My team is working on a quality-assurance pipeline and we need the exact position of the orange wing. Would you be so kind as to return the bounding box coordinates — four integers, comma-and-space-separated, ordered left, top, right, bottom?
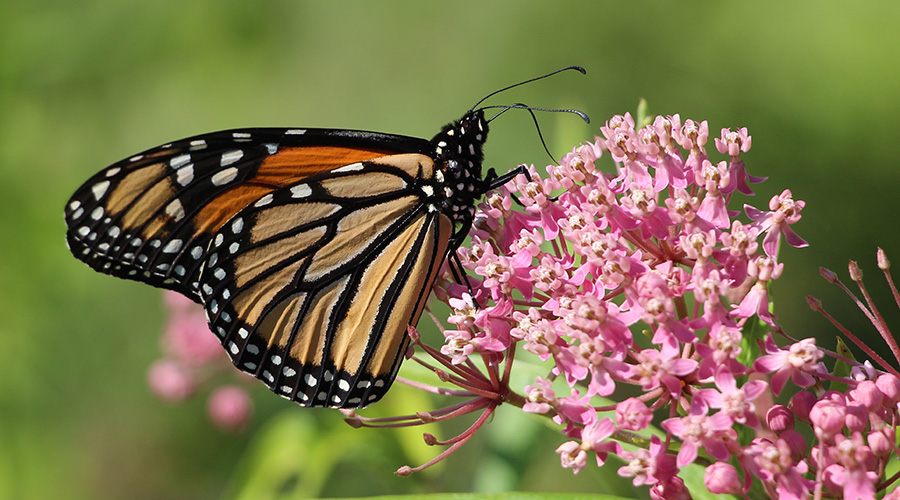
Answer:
64, 128, 431, 300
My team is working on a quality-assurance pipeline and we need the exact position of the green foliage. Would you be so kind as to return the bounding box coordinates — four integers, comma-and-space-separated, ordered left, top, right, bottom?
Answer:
8, 1, 900, 498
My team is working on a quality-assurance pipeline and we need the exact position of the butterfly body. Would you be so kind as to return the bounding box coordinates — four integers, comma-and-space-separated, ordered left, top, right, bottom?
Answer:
65, 110, 490, 408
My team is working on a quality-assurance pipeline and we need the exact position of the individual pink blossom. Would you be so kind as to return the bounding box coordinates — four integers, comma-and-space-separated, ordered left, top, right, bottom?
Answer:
629, 347, 698, 397
617, 435, 677, 487
744, 438, 813, 500
695, 160, 731, 228
661, 409, 735, 466
523, 377, 556, 414
556, 440, 588, 474
828, 432, 878, 500
754, 336, 824, 395
615, 397, 652, 431
745, 189, 808, 257
731, 255, 783, 326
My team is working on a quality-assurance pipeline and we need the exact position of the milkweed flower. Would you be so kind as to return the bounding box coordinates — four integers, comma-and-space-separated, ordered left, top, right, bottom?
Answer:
402, 111, 900, 498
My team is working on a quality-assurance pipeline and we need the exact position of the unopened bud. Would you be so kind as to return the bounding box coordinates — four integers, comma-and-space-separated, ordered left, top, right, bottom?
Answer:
877, 247, 890, 270
820, 267, 838, 283
848, 261, 863, 281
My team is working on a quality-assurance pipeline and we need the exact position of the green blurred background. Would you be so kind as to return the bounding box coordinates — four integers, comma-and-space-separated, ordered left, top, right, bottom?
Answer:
4, 1, 900, 499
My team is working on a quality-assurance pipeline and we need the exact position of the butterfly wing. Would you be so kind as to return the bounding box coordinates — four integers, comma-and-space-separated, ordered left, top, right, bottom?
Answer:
64, 128, 429, 300
198, 154, 452, 408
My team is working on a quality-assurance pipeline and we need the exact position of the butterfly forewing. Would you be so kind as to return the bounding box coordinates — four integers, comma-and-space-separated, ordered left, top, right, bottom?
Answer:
200, 154, 452, 407
64, 128, 429, 299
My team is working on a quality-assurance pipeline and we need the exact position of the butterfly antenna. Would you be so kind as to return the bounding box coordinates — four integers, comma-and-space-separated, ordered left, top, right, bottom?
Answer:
484, 103, 590, 124
484, 103, 589, 164
469, 65, 586, 111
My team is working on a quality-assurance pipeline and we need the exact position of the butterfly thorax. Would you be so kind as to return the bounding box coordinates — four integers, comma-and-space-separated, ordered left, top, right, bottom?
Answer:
430, 109, 489, 232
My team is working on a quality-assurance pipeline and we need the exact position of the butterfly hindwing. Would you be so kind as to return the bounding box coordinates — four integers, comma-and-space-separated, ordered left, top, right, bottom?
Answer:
199, 154, 452, 408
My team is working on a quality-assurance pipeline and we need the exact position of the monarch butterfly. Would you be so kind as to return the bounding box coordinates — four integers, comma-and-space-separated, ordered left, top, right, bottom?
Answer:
64, 66, 587, 408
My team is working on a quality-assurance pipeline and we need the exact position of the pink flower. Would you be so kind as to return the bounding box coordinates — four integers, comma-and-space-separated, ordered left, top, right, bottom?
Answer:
207, 386, 252, 432
161, 290, 222, 365
147, 359, 196, 402
556, 440, 588, 474
754, 336, 824, 395
523, 377, 556, 414
744, 189, 808, 257
615, 397, 652, 431
704, 462, 742, 495
617, 435, 678, 486
630, 348, 698, 397
661, 410, 735, 466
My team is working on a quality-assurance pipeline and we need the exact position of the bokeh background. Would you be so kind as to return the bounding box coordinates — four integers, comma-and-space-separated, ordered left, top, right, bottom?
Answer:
4, 1, 900, 499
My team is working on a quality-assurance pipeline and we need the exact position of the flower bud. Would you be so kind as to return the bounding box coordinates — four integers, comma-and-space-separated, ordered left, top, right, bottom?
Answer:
850, 380, 883, 411
810, 399, 846, 440
704, 462, 741, 495
868, 428, 893, 457
780, 429, 808, 462
766, 404, 794, 433
790, 391, 817, 424
876, 374, 900, 407
844, 403, 868, 433
650, 477, 692, 500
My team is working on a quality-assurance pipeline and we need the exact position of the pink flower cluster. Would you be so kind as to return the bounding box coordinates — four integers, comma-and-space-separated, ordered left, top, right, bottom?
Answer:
148, 291, 252, 432
414, 113, 900, 498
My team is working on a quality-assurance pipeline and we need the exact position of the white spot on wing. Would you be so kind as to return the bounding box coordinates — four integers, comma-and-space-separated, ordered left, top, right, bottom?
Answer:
291, 184, 312, 198
212, 167, 239, 186
220, 150, 244, 166
333, 162, 363, 173
254, 193, 273, 207
166, 199, 185, 221
285, 129, 306, 135
92, 180, 110, 200
162, 239, 183, 253
231, 217, 244, 234
170, 154, 191, 169
176, 164, 194, 186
